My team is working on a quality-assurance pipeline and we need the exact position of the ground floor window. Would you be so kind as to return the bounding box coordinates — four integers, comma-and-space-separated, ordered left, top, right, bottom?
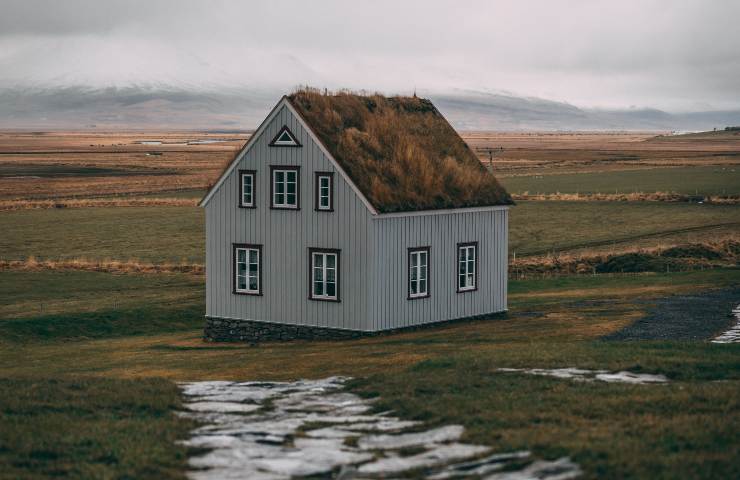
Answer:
408, 247, 430, 299
457, 242, 478, 292
234, 244, 261, 295
309, 248, 340, 301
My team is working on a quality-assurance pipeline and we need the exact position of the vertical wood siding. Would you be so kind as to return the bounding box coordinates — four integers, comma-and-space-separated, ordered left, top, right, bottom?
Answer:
369, 208, 508, 330
205, 104, 373, 330
205, 103, 509, 332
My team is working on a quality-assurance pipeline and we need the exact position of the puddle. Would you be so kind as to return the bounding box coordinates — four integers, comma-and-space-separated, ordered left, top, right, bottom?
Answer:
178, 377, 581, 479
497, 368, 668, 384
712, 305, 740, 344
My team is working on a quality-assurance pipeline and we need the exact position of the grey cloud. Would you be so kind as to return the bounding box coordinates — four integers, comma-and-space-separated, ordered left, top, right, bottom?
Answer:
0, 0, 738, 115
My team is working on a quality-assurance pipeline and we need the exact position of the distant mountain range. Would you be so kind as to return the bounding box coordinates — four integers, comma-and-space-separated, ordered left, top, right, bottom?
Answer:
1, 84, 739, 132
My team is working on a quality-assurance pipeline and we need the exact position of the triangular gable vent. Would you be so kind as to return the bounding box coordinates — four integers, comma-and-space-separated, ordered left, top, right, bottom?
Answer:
269, 126, 301, 147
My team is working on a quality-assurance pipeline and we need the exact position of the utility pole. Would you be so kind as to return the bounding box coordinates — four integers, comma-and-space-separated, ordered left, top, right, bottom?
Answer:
476, 146, 504, 172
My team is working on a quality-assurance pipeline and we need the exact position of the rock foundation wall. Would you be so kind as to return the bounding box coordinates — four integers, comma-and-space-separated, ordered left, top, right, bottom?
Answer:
204, 312, 504, 343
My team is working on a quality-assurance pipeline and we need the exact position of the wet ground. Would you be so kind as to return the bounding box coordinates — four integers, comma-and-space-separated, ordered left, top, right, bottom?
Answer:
712, 304, 740, 343
178, 377, 582, 479
496, 368, 668, 384
603, 285, 740, 341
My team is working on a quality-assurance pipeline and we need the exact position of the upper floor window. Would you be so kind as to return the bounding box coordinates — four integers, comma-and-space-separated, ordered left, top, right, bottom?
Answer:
269, 126, 301, 147
457, 242, 478, 292
234, 244, 262, 295
408, 247, 430, 299
270, 166, 300, 209
314, 172, 334, 211
238, 170, 255, 208
309, 248, 340, 301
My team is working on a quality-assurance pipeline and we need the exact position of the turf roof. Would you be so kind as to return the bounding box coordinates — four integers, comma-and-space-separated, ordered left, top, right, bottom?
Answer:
287, 89, 512, 213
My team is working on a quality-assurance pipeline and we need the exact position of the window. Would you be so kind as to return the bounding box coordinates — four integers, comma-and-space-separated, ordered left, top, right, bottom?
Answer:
270, 166, 300, 209
314, 172, 334, 211
309, 248, 340, 301
238, 170, 255, 208
408, 247, 430, 299
269, 125, 301, 147
233, 244, 262, 295
457, 242, 478, 292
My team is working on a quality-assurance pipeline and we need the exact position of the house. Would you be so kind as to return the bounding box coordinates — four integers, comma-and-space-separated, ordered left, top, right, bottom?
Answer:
199, 89, 512, 341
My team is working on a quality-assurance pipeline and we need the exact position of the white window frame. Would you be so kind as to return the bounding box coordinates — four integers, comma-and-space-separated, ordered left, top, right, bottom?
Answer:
315, 172, 333, 211
309, 249, 340, 301
239, 170, 255, 208
234, 244, 261, 295
457, 242, 477, 292
271, 166, 300, 209
408, 247, 430, 299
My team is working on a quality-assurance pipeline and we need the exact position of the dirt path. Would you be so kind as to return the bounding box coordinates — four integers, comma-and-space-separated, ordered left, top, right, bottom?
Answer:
603, 286, 740, 341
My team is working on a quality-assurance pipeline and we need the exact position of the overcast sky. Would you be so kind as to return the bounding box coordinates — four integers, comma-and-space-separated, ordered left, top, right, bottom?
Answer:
1, 0, 739, 111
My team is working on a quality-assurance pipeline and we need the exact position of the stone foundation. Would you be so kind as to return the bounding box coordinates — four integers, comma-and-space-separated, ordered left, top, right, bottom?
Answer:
204, 312, 505, 343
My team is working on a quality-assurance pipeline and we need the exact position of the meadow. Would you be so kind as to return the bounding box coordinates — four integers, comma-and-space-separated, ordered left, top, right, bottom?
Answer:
500, 165, 740, 196
1, 129, 739, 479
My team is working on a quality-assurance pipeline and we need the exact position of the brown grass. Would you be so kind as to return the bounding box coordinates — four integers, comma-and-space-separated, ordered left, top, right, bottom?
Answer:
0, 256, 204, 275
0, 197, 199, 211
512, 191, 740, 204
0, 131, 246, 201
510, 237, 739, 278
288, 88, 512, 212
462, 131, 740, 177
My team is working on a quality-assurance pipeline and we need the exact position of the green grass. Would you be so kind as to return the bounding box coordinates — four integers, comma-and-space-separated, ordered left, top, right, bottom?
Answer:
1, 250, 739, 478
353, 344, 740, 480
1, 201, 738, 263
0, 270, 203, 341
0, 377, 193, 480
510, 201, 740, 256
1, 268, 738, 479
0, 206, 204, 263
500, 166, 740, 196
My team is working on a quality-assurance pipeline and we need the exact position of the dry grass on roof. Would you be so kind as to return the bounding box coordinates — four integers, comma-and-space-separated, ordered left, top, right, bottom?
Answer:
288, 88, 512, 213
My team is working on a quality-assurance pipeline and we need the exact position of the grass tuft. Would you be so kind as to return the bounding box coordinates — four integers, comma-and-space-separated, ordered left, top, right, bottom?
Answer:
288, 88, 512, 212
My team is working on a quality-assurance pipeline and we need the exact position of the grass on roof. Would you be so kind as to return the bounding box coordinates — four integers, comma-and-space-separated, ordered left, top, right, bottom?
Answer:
288, 88, 512, 213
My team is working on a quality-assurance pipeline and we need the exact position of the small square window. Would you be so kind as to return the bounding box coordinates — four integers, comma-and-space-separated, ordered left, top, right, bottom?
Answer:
271, 166, 300, 209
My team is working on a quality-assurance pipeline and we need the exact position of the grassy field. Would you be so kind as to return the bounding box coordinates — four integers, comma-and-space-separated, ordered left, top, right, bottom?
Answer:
510, 201, 740, 256
2, 130, 739, 479
0, 206, 204, 263
1, 268, 739, 478
500, 166, 740, 196
1, 201, 738, 263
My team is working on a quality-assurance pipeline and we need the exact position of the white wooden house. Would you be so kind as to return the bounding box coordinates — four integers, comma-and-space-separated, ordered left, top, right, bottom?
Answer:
199, 90, 512, 341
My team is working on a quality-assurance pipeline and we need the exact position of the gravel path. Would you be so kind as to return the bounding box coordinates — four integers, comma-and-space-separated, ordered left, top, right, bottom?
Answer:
603, 286, 740, 341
